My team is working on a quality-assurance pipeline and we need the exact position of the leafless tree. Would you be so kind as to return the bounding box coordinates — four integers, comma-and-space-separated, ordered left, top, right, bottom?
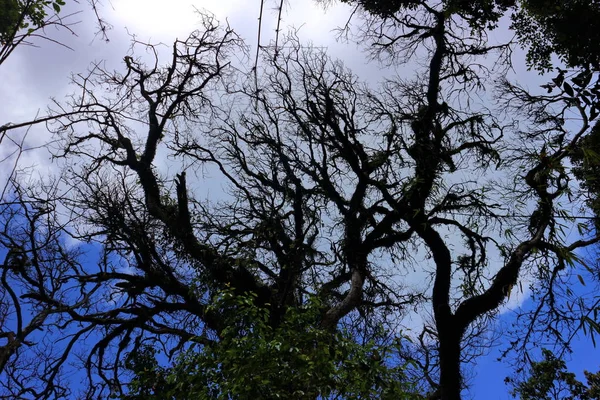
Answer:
2, 2, 600, 399
0, 1, 112, 397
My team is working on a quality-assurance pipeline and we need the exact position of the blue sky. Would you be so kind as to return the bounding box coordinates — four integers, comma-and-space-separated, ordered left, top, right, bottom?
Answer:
470, 266, 600, 399
470, 308, 600, 399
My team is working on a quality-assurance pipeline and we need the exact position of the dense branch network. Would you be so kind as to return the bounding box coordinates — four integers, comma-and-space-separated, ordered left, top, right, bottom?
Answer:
2, 1, 600, 399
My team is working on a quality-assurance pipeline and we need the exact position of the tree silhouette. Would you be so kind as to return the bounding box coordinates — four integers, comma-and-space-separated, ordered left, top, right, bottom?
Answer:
2, 1, 600, 399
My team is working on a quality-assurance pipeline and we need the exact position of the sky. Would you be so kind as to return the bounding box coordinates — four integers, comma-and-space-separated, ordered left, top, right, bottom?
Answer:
1, 0, 599, 398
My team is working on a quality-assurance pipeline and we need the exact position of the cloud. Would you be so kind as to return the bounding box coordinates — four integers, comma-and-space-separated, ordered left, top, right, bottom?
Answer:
0, 0, 567, 332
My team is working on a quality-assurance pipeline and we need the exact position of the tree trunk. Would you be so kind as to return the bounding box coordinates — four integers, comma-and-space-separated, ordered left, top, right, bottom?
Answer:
438, 328, 462, 400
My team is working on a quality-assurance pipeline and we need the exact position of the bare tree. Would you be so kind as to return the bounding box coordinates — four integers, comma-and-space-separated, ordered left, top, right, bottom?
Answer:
2, 2, 600, 399
0, 178, 86, 399
0, 1, 112, 397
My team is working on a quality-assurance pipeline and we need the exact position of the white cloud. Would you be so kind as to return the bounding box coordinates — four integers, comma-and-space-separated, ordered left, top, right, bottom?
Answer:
0, 0, 571, 329
109, 0, 226, 38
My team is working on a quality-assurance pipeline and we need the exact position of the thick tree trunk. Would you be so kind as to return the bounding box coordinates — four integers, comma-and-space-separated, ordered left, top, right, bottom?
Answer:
438, 328, 462, 400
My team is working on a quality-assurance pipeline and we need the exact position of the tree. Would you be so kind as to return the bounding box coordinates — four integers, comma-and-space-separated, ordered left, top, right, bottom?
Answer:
0, 0, 111, 397
0, 0, 92, 66
570, 121, 600, 231
122, 290, 424, 399
309, 0, 600, 71
336, 0, 516, 26
2, 1, 600, 399
511, 0, 600, 72
511, 348, 600, 399
0, 0, 79, 391
0, 180, 93, 399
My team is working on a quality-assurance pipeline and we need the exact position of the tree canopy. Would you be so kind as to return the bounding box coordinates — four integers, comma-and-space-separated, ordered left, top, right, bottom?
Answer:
1, 1, 600, 399
0, 0, 98, 66
512, 349, 600, 400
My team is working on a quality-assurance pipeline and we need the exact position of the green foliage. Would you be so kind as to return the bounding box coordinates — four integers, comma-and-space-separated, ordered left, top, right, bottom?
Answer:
336, 0, 514, 27
0, 0, 66, 45
512, 0, 600, 72
122, 290, 423, 400
511, 349, 600, 399
336, 0, 600, 72
338, 0, 418, 17
570, 122, 600, 232
0, 0, 21, 42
